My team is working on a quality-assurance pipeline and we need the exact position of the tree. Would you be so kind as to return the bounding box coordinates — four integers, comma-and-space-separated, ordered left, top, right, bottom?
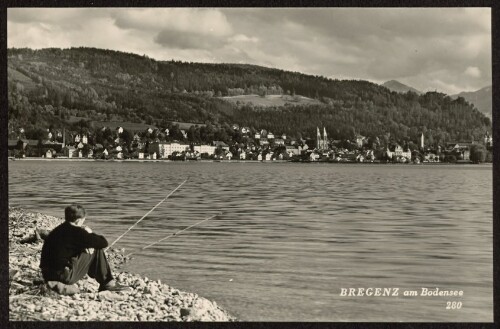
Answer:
470, 145, 486, 163
121, 129, 133, 146
446, 154, 457, 163
485, 151, 493, 163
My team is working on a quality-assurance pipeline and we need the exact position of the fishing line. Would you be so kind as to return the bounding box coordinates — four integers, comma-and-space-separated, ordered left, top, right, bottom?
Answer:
125, 212, 222, 257
107, 178, 188, 249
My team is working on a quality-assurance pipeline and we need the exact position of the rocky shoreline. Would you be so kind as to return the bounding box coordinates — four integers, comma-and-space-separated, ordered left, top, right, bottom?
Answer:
8, 207, 236, 321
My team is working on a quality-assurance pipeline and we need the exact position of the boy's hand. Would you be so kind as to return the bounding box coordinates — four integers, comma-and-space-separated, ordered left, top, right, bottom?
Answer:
82, 226, 92, 233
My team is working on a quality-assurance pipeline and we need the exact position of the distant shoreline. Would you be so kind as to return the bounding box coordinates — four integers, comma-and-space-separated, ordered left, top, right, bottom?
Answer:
7, 157, 490, 165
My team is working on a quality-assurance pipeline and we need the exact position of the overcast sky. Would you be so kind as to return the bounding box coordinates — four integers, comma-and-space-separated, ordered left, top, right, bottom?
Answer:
7, 7, 491, 95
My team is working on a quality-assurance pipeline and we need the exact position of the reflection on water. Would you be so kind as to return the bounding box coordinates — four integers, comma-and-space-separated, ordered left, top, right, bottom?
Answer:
9, 161, 492, 321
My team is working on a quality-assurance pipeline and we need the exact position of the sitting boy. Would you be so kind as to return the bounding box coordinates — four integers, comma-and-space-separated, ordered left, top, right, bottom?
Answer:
40, 204, 128, 294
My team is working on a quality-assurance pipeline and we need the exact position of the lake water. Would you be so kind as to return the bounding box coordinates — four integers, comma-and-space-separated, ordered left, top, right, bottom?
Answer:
8, 160, 493, 322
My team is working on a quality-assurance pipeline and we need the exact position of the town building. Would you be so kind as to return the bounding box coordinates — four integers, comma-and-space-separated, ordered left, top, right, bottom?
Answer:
274, 138, 285, 146
355, 135, 366, 148
193, 144, 216, 155
150, 142, 189, 158
259, 138, 269, 146
64, 146, 77, 158
484, 132, 493, 148
445, 142, 472, 161
213, 141, 230, 151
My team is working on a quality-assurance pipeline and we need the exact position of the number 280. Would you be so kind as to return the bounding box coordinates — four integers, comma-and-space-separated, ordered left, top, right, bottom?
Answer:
446, 301, 462, 309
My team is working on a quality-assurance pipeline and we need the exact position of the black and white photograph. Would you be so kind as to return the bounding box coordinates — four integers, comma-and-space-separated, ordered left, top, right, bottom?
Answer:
4, 5, 494, 323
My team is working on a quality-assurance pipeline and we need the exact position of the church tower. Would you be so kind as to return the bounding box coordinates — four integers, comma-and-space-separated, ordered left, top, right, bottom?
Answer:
420, 133, 424, 149
316, 127, 321, 149
323, 127, 328, 149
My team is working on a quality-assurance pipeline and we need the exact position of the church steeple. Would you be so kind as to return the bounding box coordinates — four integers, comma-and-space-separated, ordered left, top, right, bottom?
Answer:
316, 126, 328, 150
316, 127, 321, 149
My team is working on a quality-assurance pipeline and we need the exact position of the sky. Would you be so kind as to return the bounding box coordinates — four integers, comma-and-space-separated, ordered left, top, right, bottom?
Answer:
7, 7, 491, 95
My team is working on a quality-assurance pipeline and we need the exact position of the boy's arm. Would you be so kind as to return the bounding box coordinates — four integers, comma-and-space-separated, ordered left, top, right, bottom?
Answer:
82, 226, 95, 253
78, 228, 109, 249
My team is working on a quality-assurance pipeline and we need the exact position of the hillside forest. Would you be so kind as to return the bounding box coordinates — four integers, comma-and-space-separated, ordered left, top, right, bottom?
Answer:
7, 47, 492, 147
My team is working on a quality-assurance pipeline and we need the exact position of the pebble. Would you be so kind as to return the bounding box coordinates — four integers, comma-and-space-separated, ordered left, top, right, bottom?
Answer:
9, 207, 236, 322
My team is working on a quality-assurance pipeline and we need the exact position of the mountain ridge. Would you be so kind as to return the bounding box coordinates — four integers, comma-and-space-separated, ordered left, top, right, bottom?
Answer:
451, 85, 492, 118
382, 80, 422, 94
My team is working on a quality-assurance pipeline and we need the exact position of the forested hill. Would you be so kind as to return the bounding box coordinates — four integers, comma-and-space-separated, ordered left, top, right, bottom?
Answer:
7, 47, 491, 145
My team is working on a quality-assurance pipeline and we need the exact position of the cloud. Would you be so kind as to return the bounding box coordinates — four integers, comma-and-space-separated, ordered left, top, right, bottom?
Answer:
229, 34, 258, 43
464, 66, 482, 78
113, 8, 232, 36
155, 29, 228, 50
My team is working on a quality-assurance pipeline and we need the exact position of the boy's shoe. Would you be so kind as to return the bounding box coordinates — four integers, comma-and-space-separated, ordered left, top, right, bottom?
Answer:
47, 281, 79, 295
98, 280, 130, 292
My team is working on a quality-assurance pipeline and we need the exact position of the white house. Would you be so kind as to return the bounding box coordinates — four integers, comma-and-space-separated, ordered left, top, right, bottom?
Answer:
386, 147, 393, 159
355, 135, 366, 148
115, 145, 123, 159
193, 144, 216, 155
151, 142, 189, 158
401, 149, 412, 160
64, 146, 77, 158
309, 152, 320, 161
286, 145, 300, 156
259, 138, 269, 145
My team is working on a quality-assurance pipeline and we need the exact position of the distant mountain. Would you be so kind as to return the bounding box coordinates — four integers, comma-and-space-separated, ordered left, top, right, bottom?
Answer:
382, 80, 422, 94
451, 86, 492, 118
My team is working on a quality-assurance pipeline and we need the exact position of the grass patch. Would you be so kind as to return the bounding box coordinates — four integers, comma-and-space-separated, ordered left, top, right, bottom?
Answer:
220, 94, 322, 107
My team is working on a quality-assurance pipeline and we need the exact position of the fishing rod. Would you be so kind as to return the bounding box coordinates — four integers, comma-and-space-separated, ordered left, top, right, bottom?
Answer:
107, 178, 188, 249
125, 212, 222, 257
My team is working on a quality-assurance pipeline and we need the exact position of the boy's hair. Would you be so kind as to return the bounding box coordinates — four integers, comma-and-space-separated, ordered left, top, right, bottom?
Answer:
65, 204, 86, 222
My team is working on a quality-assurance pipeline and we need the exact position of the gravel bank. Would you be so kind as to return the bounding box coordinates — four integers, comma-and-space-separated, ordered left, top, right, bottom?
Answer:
8, 207, 236, 321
